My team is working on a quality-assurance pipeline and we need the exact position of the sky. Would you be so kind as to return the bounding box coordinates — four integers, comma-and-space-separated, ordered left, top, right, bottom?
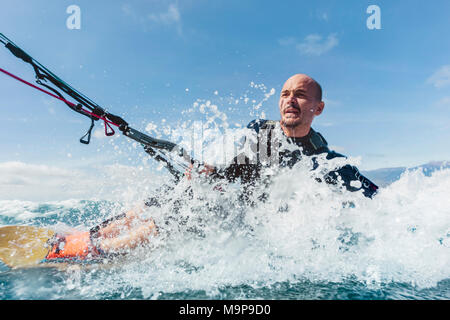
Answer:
1, 0, 450, 182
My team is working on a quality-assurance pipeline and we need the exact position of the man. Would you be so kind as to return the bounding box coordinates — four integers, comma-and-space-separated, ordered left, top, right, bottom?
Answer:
204, 73, 378, 199
46, 74, 378, 259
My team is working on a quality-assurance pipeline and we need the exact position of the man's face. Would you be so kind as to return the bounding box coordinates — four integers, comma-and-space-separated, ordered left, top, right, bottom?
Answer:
279, 74, 324, 129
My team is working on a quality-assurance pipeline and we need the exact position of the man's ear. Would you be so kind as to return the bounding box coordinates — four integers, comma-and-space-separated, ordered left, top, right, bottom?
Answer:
314, 101, 325, 116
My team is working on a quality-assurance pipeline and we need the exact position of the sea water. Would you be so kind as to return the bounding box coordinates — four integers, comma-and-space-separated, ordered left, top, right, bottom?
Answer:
0, 166, 449, 300
0, 91, 449, 300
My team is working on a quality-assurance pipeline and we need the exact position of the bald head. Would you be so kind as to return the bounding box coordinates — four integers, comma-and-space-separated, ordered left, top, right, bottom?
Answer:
283, 74, 322, 102
278, 74, 325, 137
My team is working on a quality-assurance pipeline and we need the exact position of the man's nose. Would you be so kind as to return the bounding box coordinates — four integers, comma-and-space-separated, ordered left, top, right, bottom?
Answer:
286, 93, 296, 103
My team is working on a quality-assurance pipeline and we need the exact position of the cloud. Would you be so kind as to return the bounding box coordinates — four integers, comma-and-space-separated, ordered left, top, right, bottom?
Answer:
279, 33, 339, 56
122, 2, 182, 34
297, 33, 339, 56
320, 13, 329, 22
427, 65, 450, 88
0, 161, 165, 202
435, 96, 450, 108
0, 162, 78, 185
121, 4, 133, 16
148, 3, 180, 25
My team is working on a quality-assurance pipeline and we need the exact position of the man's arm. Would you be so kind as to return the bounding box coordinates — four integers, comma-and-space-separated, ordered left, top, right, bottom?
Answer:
90, 204, 158, 254
324, 164, 379, 198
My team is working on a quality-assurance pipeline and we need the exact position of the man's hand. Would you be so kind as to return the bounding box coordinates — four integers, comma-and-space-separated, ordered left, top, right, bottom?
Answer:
185, 163, 216, 180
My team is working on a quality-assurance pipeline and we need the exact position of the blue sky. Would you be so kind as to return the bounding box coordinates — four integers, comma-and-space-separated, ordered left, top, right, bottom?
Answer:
1, 0, 450, 173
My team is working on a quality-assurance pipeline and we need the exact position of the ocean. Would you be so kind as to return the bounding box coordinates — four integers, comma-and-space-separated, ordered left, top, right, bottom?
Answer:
1, 164, 449, 300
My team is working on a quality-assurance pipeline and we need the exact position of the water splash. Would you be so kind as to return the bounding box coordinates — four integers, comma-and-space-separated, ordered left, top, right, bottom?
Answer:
1, 85, 449, 299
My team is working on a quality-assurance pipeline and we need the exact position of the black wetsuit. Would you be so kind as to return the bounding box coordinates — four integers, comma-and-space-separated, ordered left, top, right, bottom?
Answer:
210, 119, 378, 199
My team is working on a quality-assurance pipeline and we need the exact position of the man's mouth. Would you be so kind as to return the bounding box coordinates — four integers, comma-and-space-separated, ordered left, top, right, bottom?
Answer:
284, 105, 300, 115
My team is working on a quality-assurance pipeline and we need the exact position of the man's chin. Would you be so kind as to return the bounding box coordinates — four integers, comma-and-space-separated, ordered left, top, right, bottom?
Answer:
281, 118, 302, 128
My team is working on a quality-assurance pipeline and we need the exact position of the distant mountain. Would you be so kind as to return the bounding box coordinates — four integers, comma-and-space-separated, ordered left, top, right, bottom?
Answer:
361, 161, 450, 187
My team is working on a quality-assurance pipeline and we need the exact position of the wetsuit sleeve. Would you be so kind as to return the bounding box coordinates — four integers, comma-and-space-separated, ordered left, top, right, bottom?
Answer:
324, 164, 379, 198
209, 159, 260, 184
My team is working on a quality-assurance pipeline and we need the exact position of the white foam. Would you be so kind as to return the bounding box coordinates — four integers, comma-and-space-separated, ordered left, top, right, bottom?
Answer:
2, 86, 449, 298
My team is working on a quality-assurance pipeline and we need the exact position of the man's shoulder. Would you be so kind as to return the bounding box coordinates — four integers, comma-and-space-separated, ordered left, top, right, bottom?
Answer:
246, 119, 345, 156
